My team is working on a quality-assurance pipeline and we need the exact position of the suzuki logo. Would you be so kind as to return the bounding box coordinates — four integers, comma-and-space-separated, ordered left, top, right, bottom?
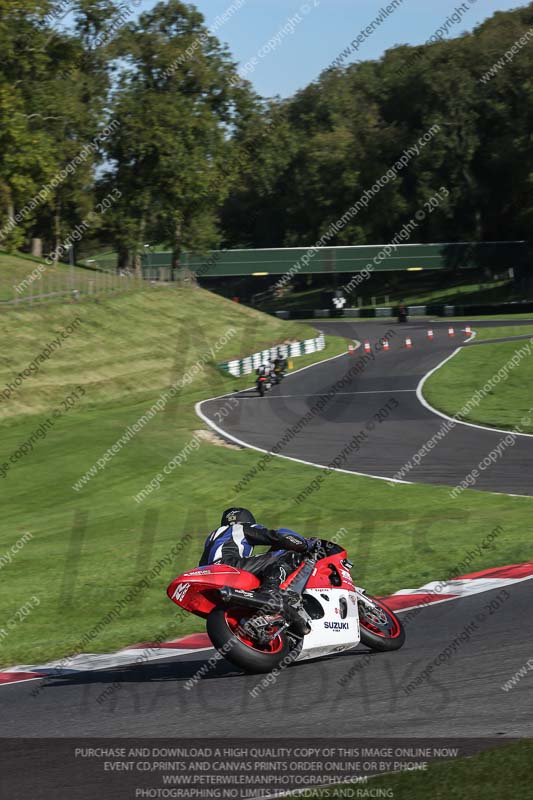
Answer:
324, 621, 349, 631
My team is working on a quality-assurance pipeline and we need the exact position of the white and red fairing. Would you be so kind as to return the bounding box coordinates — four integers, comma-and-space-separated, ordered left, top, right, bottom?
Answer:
167, 549, 361, 661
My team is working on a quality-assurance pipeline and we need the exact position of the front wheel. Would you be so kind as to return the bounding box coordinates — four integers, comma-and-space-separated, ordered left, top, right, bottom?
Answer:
206, 606, 301, 673
358, 596, 405, 651
257, 381, 265, 397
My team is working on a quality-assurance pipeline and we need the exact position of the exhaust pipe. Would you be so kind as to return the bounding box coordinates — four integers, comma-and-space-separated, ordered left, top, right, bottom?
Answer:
219, 587, 284, 613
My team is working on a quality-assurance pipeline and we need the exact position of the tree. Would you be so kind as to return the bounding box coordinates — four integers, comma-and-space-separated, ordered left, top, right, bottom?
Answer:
104, 0, 252, 275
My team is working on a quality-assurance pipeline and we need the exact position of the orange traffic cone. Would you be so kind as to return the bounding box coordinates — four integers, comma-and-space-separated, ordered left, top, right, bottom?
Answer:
348, 344, 355, 354
427, 329, 434, 339
405, 337, 412, 349
465, 325, 471, 335
383, 340, 390, 351
448, 327, 455, 337
364, 341, 371, 353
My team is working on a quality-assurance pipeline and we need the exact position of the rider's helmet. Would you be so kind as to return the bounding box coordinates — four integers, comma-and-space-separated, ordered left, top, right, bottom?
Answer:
220, 507, 256, 527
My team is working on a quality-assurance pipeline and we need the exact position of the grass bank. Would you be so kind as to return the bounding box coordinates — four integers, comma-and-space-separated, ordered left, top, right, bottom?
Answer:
300, 741, 532, 800
0, 287, 530, 666
471, 324, 533, 342
0, 250, 90, 302
424, 338, 533, 432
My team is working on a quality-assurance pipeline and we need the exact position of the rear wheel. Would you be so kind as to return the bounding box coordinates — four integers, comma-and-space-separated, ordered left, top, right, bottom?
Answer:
257, 381, 265, 397
358, 595, 405, 651
207, 606, 301, 673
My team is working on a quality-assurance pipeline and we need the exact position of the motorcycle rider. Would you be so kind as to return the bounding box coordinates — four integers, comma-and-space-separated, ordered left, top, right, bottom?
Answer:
398, 303, 408, 323
256, 360, 275, 394
199, 508, 313, 634
256, 361, 273, 378
272, 348, 287, 382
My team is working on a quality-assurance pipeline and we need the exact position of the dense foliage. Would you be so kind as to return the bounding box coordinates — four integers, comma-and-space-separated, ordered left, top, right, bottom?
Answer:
0, 1, 532, 268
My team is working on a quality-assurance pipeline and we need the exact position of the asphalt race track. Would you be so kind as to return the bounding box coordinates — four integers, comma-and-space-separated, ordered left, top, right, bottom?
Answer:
1, 582, 531, 739
199, 319, 533, 496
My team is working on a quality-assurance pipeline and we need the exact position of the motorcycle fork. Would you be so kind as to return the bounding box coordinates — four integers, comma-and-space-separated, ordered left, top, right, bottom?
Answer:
354, 588, 379, 612
281, 556, 316, 595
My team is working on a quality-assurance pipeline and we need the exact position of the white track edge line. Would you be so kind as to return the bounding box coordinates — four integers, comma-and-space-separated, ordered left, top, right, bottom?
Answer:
197, 335, 533, 491
196, 338, 414, 487
391, 573, 533, 613
416, 347, 533, 438
195, 401, 413, 487
0, 646, 214, 687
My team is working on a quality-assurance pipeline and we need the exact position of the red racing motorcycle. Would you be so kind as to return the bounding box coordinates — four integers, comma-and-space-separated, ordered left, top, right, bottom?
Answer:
167, 539, 405, 673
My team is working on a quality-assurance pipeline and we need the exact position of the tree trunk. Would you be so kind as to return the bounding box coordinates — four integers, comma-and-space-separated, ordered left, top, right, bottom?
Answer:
118, 244, 130, 271
134, 210, 147, 279
0, 198, 15, 246
171, 217, 182, 281
172, 215, 198, 285
31, 238, 43, 257
53, 197, 61, 265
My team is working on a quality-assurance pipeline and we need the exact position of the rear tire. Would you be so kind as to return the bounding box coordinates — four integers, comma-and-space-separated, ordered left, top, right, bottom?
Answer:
257, 381, 265, 397
358, 596, 405, 652
207, 606, 301, 673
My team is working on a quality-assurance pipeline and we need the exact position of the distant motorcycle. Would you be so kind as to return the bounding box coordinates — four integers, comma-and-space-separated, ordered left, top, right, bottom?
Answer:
256, 374, 272, 397
397, 305, 408, 323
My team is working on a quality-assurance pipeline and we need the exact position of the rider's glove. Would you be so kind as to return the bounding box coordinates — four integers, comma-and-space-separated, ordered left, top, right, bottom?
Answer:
271, 529, 308, 553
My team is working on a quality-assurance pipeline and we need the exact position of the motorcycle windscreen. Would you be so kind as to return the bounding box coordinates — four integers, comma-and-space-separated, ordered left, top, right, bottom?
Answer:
167, 565, 261, 618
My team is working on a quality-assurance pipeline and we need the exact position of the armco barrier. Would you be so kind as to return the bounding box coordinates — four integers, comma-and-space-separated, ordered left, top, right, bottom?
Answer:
218, 333, 326, 377
270, 300, 533, 319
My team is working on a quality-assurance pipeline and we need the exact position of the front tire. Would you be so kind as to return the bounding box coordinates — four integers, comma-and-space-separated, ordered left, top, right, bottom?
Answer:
207, 606, 301, 673
358, 596, 405, 651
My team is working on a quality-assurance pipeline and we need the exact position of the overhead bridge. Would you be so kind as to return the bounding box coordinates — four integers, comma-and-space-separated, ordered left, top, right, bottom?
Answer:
141, 241, 528, 279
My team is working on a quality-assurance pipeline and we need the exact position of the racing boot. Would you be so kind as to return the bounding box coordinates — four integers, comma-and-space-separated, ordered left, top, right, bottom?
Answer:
250, 580, 285, 615
253, 581, 310, 637
282, 589, 311, 637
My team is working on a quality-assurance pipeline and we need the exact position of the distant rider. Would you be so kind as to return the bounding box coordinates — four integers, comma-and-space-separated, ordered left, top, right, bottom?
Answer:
256, 362, 272, 378
272, 348, 287, 381
398, 304, 408, 323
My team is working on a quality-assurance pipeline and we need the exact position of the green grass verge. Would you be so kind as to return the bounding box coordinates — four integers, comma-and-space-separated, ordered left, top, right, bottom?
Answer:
0, 250, 87, 302
444, 313, 533, 321
424, 338, 533, 432
358, 279, 513, 309
0, 287, 325, 424
301, 741, 532, 800
0, 287, 531, 667
471, 325, 533, 342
